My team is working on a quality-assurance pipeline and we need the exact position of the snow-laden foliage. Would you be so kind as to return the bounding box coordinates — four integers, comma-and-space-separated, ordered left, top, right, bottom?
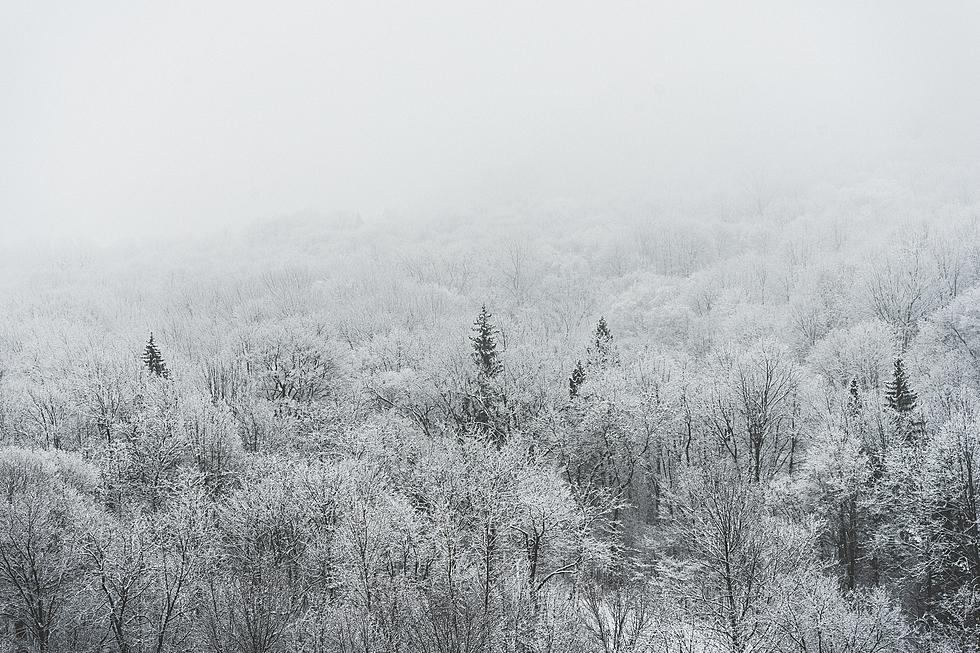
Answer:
0, 201, 977, 651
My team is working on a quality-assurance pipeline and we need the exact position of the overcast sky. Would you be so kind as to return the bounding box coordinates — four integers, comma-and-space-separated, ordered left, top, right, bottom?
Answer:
2, 1, 979, 242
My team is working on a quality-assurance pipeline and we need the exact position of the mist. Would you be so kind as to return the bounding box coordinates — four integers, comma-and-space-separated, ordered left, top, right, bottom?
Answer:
11, 4, 980, 651
3, 0, 979, 243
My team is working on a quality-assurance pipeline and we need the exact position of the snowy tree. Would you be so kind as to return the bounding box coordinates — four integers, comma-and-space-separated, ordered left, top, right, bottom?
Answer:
464, 305, 507, 441
471, 304, 502, 379
142, 332, 171, 379
588, 317, 617, 368
568, 360, 586, 399
885, 358, 917, 416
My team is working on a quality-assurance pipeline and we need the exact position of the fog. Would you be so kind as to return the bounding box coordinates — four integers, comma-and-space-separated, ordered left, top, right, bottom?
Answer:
10, 6, 980, 649
2, 0, 980, 242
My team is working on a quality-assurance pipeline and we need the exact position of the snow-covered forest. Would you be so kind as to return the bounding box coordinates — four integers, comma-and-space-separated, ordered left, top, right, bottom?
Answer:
7, 1, 980, 651
3, 182, 980, 651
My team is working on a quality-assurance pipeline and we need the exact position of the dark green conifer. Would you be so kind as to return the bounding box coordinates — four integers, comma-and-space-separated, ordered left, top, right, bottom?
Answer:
569, 360, 586, 398
464, 306, 506, 442
142, 332, 171, 379
885, 358, 916, 415
847, 377, 861, 414
588, 317, 617, 367
471, 305, 502, 379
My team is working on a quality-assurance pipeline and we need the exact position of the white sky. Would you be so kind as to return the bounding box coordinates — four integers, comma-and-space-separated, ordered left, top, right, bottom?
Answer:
2, 1, 979, 241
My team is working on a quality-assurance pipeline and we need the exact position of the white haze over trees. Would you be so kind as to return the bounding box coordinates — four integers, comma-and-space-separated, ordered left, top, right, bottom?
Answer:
3, 2, 980, 653
2, 1, 980, 241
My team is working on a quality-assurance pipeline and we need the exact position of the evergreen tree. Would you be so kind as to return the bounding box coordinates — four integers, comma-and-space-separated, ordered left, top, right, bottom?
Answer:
588, 317, 617, 367
471, 305, 502, 379
884, 358, 916, 415
569, 360, 586, 399
847, 377, 862, 414
465, 305, 506, 442
142, 332, 171, 379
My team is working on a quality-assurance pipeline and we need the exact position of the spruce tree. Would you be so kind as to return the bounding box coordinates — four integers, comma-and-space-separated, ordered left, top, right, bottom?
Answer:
884, 358, 916, 415
847, 377, 861, 414
588, 317, 617, 367
471, 305, 502, 379
142, 332, 171, 379
569, 360, 586, 399
466, 305, 505, 442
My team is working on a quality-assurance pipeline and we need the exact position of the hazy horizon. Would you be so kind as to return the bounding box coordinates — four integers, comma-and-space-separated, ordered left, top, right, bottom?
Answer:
3, 1, 980, 243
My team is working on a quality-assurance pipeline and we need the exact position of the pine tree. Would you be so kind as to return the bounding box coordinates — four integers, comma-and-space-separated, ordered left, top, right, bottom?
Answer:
471, 305, 502, 379
569, 360, 586, 399
465, 305, 506, 442
884, 358, 916, 415
847, 377, 862, 414
588, 317, 617, 367
142, 332, 171, 379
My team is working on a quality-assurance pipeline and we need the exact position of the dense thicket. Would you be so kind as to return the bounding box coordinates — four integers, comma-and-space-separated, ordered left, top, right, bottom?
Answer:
1, 182, 980, 652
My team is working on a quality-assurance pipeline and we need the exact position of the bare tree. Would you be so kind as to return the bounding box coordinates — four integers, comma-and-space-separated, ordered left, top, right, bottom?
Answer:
865, 243, 940, 351
670, 462, 805, 653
